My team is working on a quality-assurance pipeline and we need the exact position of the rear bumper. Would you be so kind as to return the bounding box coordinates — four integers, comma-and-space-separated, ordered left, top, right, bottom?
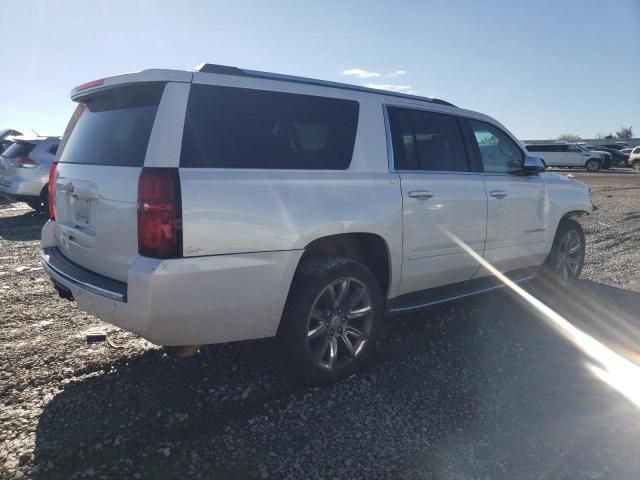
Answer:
0, 176, 44, 197
42, 247, 127, 301
40, 222, 302, 346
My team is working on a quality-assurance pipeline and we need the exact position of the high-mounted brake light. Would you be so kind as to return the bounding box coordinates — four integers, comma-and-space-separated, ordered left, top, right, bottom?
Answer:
48, 162, 58, 220
137, 168, 182, 258
75, 78, 104, 92
9, 156, 38, 168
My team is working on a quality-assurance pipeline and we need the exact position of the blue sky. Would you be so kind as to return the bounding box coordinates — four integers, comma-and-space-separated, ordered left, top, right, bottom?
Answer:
1, 0, 638, 139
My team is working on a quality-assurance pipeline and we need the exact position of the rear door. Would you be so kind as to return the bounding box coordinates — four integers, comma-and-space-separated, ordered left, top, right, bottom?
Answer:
52, 83, 171, 282
387, 106, 488, 295
466, 118, 548, 273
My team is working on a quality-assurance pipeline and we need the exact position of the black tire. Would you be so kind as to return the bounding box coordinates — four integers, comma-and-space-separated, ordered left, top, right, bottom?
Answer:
585, 158, 600, 172
26, 199, 46, 213
540, 218, 585, 286
633, 160, 640, 172
26, 186, 48, 213
278, 256, 384, 385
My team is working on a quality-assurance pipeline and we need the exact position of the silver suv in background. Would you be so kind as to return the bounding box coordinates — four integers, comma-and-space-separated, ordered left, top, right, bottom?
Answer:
525, 142, 607, 171
0, 136, 60, 211
41, 65, 592, 384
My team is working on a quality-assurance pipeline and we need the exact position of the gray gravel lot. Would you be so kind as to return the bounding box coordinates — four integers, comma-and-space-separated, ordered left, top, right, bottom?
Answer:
1, 169, 640, 479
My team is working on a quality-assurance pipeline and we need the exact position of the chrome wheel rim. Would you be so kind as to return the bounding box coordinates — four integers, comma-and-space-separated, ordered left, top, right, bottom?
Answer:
555, 230, 582, 284
305, 277, 373, 370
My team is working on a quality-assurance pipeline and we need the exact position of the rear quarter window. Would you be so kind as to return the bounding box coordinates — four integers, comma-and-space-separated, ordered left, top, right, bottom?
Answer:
180, 85, 359, 169
58, 83, 165, 167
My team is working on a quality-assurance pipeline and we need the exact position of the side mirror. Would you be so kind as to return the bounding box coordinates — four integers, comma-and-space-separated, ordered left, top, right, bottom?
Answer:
522, 156, 546, 174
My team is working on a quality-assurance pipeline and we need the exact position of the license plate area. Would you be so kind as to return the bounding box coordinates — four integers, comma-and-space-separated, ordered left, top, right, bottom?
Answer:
74, 197, 91, 225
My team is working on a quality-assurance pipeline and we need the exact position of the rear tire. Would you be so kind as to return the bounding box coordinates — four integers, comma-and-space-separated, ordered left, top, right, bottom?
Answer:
26, 186, 48, 213
278, 256, 384, 385
585, 159, 600, 172
540, 219, 585, 286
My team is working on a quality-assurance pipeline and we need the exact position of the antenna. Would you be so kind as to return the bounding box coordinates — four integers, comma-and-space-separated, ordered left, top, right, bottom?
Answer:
31, 128, 40, 137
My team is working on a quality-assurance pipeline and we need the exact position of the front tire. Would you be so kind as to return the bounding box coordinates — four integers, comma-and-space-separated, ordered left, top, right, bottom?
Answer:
585, 159, 600, 172
541, 219, 585, 286
633, 160, 640, 171
278, 256, 384, 385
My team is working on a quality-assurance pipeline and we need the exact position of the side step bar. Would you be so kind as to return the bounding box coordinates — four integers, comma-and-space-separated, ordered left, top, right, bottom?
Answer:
386, 270, 534, 314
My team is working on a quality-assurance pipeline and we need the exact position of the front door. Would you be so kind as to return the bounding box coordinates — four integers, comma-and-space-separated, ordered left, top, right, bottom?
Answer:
466, 118, 548, 274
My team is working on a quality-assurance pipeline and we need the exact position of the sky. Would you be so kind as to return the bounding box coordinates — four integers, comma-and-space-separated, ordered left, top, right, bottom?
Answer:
1, 0, 638, 140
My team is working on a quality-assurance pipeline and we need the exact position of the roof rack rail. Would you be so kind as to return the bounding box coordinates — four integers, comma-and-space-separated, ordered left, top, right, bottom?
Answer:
194, 63, 456, 108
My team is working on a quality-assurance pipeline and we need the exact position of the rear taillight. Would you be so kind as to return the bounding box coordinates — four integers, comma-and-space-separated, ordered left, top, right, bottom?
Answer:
48, 162, 58, 220
9, 156, 38, 168
137, 168, 182, 258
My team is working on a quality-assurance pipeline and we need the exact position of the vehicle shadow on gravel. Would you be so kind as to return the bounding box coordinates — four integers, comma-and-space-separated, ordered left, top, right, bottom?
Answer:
31, 279, 640, 479
0, 209, 47, 241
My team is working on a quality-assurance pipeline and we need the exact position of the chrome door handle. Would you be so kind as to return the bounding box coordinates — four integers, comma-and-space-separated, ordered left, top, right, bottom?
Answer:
408, 190, 434, 200
489, 190, 508, 199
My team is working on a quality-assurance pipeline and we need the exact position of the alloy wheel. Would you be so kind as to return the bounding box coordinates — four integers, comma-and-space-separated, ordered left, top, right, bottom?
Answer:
555, 229, 583, 284
305, 277, 374, 371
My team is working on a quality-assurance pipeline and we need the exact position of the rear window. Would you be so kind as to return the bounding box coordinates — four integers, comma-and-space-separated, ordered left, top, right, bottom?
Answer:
180, 85, 359, 169
1, 141, 36, 159
388, 106, 468, 172
58, 83, 164, 167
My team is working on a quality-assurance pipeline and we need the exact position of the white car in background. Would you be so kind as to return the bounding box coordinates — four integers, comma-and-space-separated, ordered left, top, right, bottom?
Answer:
41, 64, 593, 384
0, 136, 61, 211
525, 143, 605, 171
629, 146, 640, 171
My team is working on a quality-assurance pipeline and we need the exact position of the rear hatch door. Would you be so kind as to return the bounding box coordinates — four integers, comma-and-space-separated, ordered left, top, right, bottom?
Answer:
52, 83, 165, 282
0, 140, 37, 181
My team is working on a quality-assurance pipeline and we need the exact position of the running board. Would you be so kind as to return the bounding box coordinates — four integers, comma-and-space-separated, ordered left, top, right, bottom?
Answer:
386, 270, 534, 314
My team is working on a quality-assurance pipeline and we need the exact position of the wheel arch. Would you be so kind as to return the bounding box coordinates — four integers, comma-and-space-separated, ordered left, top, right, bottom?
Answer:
293, 232, 393, 299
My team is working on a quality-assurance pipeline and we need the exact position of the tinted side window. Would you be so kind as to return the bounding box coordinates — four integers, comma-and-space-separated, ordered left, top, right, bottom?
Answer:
526, 145, 543, 152
180, 85, 359, 170
388, 107, 468, 172
469, 119, 524, 173
49, 144, 59, 155
387, 107, 418, 170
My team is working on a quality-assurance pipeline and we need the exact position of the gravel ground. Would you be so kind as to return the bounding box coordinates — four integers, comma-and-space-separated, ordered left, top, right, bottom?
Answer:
1, 169, 640, 480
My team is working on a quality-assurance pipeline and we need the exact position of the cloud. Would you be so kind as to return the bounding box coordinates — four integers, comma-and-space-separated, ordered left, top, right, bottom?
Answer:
386, 70, 407, 78
365, 83, 414, 94
342, 68, 380, 79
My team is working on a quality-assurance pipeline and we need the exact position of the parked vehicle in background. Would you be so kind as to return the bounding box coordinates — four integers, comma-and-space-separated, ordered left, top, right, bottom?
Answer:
0, 128, 23, 140
0, 128, 23, 155
589, 146, 629, 167
0, 136, 60, 211
620, 147, 633, 157
598, 143, 626, 151
41, 64, 593, 384
575, 144, 611, 169
0, 139, 14, 155
630, 146, 640, 171
525, 143, 603, 171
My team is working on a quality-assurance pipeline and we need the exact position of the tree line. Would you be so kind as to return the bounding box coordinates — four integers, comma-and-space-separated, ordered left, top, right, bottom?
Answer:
558, 126, 633, 142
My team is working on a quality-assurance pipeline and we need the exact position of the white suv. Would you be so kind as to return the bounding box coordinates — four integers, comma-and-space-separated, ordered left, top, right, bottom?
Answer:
525, 143, 607, 171
41, 64, 593, 384
630, 146, 640, 170
0, 136, 61, 211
